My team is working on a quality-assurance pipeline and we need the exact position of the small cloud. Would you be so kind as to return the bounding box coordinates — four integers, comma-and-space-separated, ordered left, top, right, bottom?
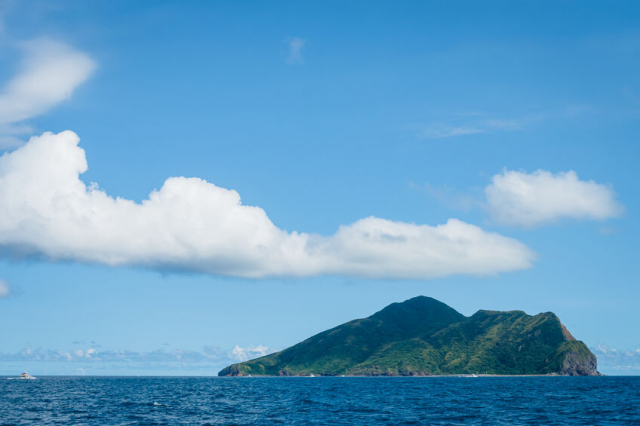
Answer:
0, 38, 96, 148
419, 169, 624, 231
485, 169, 625, 228
420, 107, 586, 140
481, 118, 524, 131
422, 126, 485, 139
229, 345, 274, 362
286, 37, 306, 65
0, 280, 9, 298
421, 118, 525, 140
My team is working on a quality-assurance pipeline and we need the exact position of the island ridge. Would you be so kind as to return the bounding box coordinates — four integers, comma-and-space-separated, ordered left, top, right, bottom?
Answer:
219, 296, 599, 377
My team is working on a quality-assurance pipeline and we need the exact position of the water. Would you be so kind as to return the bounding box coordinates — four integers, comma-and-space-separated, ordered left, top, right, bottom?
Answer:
1, 376, 639, 425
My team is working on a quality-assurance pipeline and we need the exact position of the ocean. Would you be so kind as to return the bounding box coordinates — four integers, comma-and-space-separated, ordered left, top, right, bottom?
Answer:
1, 376, 639, 425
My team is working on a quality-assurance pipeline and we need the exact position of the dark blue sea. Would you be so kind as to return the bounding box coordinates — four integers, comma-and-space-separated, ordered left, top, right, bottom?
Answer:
1, 376, 639, 425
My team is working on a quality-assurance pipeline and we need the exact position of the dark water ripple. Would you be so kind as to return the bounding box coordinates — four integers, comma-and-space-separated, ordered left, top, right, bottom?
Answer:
0, 376, 639, 425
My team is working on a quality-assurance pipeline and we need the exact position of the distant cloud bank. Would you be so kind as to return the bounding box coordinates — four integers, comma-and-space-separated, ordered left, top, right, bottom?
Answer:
0, 131, 535, 279
591, 345, 640, 375
0, 39, 96, 148
0, 345, 274, 365
485, 169, 624, 228
4, 344, 639, 376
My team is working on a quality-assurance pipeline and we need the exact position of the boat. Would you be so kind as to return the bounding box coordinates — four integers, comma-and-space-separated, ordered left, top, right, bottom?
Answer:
18, 372, 36, 380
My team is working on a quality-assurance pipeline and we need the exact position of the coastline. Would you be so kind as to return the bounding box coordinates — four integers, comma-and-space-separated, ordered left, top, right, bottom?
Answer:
220, 373, 605, 378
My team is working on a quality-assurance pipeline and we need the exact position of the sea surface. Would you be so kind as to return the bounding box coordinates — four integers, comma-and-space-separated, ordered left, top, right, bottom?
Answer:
1, 376, 639, 425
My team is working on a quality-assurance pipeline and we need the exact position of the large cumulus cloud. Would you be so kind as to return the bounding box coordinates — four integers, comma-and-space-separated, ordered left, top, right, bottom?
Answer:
0, 131, 535, 279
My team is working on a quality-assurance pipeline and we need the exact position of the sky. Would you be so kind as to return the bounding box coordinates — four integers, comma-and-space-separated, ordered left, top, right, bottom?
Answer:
0, 0, 639, 376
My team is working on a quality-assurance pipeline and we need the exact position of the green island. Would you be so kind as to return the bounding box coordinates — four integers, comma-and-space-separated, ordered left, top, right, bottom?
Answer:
219, 296, 599, 377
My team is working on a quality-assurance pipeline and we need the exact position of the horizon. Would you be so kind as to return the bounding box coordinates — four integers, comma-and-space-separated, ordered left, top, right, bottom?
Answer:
1, 294, 636, 376
0, 0, 639, 377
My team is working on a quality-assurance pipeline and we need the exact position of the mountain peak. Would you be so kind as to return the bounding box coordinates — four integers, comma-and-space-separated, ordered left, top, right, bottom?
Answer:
371, 296, 464, 326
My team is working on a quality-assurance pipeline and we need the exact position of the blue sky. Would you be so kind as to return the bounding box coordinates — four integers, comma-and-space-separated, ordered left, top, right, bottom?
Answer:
0, 0, 639, 375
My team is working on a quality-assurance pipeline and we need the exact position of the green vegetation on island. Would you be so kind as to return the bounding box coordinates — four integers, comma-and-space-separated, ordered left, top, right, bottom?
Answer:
218, 296, 599, 376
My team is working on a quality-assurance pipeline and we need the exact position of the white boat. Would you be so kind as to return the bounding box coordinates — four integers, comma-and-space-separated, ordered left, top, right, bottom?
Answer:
18, 372, 36, 380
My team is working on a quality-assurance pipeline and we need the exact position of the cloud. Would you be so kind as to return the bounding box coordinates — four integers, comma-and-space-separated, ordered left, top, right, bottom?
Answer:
422, 126, 486, 138
421, 107, 587, 140
286, 37, 306, 65
0, 131, 534, 279
591, 345, 640, 374
485, 169, 624, 228
0, 344, 276, 365
0, 279, 9, 297
229, 345, 272, 362
422, 116, 529, 139
0, 39, 96, 148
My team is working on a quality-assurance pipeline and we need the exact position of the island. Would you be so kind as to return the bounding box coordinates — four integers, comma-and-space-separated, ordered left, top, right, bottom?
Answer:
218, 296, 599, 377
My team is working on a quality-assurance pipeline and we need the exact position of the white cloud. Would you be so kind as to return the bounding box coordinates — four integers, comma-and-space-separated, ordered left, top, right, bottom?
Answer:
0, 39, 96, 148
421, 107, 587, 140
0, 344, 275, 365
230, 345, 273, 362
592, 345, 640, 374
0, 279, 9, 297
0, 131, 535, 279
286, 37, 306, 65
422, 116, 528, 139
422, 126, 486, 139
485, 169, 624, 228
